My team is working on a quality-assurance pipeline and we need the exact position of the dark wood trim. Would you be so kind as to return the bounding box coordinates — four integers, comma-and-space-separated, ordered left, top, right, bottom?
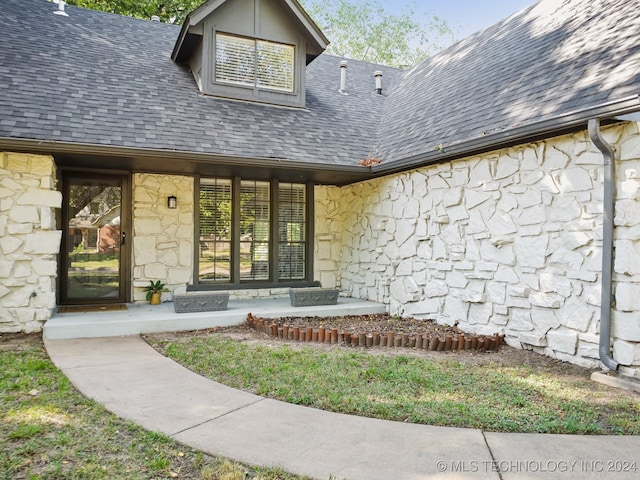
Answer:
269, 179, 279, 283
192, 177, 316, 290
59, 171, 131, 305
231, 177, 241, 282
306, 181, 315, 283
187, 280, 320, 292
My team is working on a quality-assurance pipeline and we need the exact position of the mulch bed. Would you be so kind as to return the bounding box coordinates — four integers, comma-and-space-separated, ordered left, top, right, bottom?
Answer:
247, 313, 503, 351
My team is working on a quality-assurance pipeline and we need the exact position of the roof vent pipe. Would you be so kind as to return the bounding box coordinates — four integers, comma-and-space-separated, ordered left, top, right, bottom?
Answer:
588, 117, 620, 372
339, 60, 348, 94
374, 71, 383, 94
151, 15, 161, 22
53, 0, 69, 16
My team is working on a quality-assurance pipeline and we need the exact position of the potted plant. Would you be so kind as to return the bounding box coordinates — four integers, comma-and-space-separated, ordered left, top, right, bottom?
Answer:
144, 280, 167, 305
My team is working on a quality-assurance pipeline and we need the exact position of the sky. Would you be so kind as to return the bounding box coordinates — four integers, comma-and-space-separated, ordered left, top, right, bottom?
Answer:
394, 0, 538, 40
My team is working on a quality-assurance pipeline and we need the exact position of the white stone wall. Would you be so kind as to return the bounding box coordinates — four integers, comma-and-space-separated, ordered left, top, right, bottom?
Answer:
227, 287, 290, 300
132, 174, 194, 302
314, 186, 343, 290
315, 123, 640, 376
0, 152, 62, 332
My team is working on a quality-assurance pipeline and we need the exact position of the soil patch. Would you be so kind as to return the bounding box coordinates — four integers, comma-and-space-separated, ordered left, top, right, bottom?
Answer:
0, 332, 42, 352
254, 312, 459, 336
247, 313, 501, 351
151, 314, 590, 374
148, 322, 640, 406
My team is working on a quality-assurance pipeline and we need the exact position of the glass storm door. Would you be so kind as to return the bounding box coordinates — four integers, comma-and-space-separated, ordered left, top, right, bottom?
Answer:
61, 174, 128, 304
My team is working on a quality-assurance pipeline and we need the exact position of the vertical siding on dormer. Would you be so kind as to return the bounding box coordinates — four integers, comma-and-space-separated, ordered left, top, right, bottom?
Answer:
201, 0, 307, 108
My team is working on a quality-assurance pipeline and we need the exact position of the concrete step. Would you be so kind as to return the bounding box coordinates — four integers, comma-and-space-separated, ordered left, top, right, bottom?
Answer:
43, 296, 386, 340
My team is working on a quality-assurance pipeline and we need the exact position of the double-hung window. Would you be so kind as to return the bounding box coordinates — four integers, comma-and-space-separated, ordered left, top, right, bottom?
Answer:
215, 33, 295, 92
198, 179, 309, 286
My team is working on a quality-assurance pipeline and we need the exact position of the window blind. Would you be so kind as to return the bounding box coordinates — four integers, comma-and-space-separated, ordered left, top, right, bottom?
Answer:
278, 183, 306, 280
199, 179, 232, 282
257, 40, 294, 92
215, 34, 255, 87
215, 33, 294, 92
240, 181, 270, 281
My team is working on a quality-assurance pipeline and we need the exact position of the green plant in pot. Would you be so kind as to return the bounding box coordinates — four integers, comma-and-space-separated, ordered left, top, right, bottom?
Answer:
144, 280, 167, 305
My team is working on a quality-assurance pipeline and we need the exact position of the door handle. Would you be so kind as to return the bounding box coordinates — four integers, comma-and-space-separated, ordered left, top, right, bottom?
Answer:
121, 231, 126, 246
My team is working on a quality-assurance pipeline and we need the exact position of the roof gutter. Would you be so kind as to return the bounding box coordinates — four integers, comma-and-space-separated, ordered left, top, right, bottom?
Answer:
0, 137, 370, 177
373, 96, 640, 177
588, 118, 620, 372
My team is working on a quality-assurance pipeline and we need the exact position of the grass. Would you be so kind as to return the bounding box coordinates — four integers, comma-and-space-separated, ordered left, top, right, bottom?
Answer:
148, 334, 640, 435
0, 338, 309, 480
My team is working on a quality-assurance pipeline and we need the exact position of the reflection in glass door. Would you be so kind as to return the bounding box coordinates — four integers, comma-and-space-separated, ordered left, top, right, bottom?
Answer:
61, 174, 127, 304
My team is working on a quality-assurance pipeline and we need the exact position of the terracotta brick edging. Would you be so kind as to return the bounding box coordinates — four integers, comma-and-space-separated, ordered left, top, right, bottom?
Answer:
246, 314, 504, 352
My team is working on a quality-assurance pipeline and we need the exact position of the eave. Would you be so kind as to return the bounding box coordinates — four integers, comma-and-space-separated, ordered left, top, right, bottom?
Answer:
372, 95, 640, 179
0, 137, 373, 186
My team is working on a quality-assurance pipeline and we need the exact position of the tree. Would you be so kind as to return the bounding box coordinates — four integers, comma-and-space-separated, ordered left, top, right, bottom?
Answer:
302, 0, 455, 67
68, 0, 455, 67
66, 0, 201, 24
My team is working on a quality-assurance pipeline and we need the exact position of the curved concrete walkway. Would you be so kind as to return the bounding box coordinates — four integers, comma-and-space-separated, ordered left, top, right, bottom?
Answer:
45, 336, 640, 480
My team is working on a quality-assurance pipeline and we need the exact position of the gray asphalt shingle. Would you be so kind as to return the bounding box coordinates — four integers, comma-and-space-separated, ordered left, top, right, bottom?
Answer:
375, 0, 640, 166
1, 0, 639, 175
0, 0, 399, 168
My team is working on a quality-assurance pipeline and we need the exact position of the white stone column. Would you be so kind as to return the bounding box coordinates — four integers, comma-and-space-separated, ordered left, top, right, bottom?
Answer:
132, 173, 194, 302
0, 152, 61, 333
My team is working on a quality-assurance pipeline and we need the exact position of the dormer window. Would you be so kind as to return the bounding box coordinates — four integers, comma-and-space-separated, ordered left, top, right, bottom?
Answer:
215, 33, 295, 93
171, 0, 328, 108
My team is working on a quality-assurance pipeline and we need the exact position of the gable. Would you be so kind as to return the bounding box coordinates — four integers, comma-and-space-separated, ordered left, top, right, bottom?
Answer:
172, 0, 329, 108
0, 0, 400, 185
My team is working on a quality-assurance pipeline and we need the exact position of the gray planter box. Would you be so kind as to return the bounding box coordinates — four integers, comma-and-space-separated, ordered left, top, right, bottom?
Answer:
289, 287, 339, 307
174, 292, 229, 313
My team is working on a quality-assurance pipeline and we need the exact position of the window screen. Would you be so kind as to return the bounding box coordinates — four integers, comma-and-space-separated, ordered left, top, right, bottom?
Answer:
199, 179, 232, 282
240, 181, 270, 281
215, 33, 294, 93
278, 183, 306, 280
256, 40, 295, 92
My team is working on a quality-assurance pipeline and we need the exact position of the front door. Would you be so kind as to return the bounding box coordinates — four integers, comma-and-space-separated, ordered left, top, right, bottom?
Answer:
60, 173, 129, 304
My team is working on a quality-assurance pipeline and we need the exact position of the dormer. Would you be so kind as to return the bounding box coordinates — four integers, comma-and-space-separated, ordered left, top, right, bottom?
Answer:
172, 0, 328, 108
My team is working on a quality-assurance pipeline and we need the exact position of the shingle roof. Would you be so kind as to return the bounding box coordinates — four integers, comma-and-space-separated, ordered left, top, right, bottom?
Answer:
1, 0, 639, 183
374, 0, 640, 171
0, 0, 400, 173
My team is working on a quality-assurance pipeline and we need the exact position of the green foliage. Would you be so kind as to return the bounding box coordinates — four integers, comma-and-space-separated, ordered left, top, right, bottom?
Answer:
0, 339, 309, 479
303, 0, 456, 67
199, 186, 231, 239
143, 280, 167, 301
67, 0, 201, 24
151, 334, 640, 435
68, 0, 455, 67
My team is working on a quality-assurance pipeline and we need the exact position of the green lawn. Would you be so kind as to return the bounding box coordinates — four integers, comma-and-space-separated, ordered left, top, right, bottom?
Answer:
0, 338, 309, 480
148, 333, 640, 435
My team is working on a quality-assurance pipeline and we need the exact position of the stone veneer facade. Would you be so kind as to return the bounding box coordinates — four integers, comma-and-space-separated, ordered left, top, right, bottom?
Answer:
130, 173, 291, 302
315, 123, 640, 377
132, 173, 195, 302
0, 152, 62, 332
3, 122, 640, 377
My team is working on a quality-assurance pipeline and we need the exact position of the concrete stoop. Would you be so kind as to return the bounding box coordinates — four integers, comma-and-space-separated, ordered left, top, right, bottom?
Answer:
43, 296, 385, 340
